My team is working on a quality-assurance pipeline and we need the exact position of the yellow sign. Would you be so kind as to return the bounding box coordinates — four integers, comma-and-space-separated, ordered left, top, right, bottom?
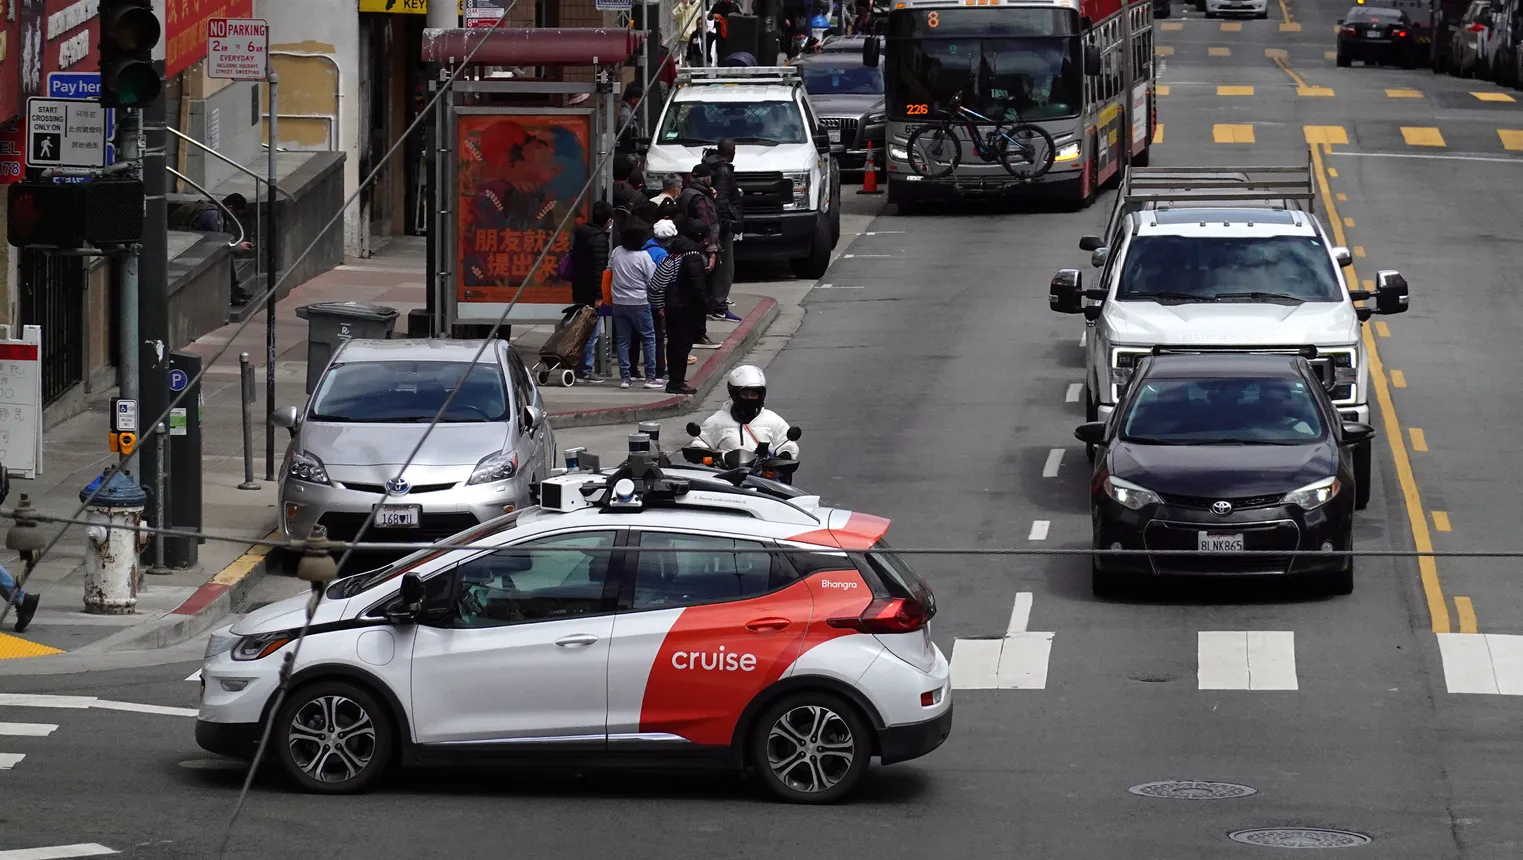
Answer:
357, 0, 467, 13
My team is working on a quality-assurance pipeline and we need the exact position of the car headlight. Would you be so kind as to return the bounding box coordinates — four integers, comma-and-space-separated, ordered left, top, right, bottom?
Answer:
1104, 475, 1162, 510
469, 451, 520, 485
1282, 476, 1341, 510
1055, 141, 1081, 162
783, 171, 811, 209
232, 630, 294, 661
288, 450, 330, 485
866, 112, 886, 124
204, 627, 238, 659
1110, 348, 1147, 390
889, 145, 908, 161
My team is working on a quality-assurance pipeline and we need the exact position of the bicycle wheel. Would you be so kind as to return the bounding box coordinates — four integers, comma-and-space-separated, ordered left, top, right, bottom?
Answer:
997, 123, 1057, 181
907, 124, 961, 179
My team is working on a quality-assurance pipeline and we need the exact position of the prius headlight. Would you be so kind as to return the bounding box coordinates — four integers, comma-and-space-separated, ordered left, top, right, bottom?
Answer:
1054, 141, 1082, 162
1104, 475, 1161, 510
1282, 476, 1341, 510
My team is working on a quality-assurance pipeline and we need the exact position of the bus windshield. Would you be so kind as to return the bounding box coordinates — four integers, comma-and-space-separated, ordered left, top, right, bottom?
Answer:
887, 36, 1083, 121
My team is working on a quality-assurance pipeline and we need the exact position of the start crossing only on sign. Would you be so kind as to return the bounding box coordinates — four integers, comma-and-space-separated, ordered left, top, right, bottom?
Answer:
25, 97, 107, 169
207, 18, 270, 81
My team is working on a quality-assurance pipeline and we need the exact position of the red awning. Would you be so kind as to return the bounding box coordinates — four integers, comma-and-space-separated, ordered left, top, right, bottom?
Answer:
420, 28, 645, 66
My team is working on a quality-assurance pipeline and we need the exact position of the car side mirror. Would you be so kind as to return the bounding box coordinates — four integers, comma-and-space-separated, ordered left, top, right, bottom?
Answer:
1078, 235, 1104, 251
786, 426, 802, 441
1375, 270, 1409, 315
1049, 268, 1083, 314
1084, 45, 1102, 75
1332, 245, 1352, 266
1342, 422, 1376, 445
863, 36, 881, 67
271, 405, 299, 437
386, 573, 426, 625
686, 421, 702, 437
813, 133, 832, 153
830, 143, 847, 157
523, 404, 544, 432
1074, 422, 1107, 445
1090, 247, 1109, 268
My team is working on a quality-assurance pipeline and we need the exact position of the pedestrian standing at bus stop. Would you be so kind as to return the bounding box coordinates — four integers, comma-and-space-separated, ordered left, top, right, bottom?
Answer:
702, 139, 745, 324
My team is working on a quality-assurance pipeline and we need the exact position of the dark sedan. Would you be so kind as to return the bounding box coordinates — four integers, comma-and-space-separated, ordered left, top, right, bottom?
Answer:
1337, 5, 1421, 67
1075, 352, 1374, 599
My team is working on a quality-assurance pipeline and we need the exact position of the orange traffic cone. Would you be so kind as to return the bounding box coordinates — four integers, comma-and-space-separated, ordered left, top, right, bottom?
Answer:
858, 142, 883, 194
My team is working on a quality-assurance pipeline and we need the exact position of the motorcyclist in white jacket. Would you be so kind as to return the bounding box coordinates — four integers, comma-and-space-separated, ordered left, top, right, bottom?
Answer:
696, 365, 800, 459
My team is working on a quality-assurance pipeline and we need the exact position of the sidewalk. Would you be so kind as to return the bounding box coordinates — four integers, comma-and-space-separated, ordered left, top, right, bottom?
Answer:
0, 195, 885, 666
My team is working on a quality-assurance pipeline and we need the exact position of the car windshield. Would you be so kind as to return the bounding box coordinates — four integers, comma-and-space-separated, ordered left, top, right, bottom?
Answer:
309, 360, 509, 423
1117, 235, 1343, 302
1347, 6, 1406, 20
657, 101, 808, 146
800, 64, 884, 95
1121, 377, 1327, 445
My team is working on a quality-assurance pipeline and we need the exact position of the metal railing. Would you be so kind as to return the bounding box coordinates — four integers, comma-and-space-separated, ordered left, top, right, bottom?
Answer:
166, 127, 294, 199
166, 166, 247, 249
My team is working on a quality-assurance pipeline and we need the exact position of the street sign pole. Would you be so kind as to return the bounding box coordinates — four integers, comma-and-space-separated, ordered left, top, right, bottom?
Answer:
265, 72, 279, 481
118, 107, 141, 477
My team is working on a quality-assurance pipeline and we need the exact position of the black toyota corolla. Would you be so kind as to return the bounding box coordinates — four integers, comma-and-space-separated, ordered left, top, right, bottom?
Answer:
1075, 352, 1374, 599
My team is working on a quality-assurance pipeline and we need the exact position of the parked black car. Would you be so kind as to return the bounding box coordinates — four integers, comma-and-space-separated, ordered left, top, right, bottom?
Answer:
1076, 352, 1373, 599
1337, 5, 1422, 67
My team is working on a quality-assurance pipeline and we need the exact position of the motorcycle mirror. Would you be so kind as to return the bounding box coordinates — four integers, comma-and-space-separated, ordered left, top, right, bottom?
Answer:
786, 426, 802, 441
686, 422, 701, 437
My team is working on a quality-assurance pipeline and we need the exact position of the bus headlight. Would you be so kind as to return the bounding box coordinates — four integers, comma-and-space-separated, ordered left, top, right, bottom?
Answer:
889, 145, 908, 161
1054, 142, 1082, 162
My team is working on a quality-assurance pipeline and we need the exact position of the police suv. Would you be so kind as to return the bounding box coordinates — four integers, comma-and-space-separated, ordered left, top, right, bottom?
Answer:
644, 66, 843, 279
1047, 161, 1410, 509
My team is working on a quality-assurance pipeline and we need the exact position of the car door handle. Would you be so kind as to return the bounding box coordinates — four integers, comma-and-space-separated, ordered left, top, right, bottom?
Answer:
745, 617, 791, 632
555, 634, 600, 647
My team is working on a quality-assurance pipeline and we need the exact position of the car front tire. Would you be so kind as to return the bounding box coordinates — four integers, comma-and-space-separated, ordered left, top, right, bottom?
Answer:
791, 216, 833, 280
275, 681, 395, 795
1353, 439, 1371, 510
1325, 559, 1355, 595
751, 692, 872, 804
1092, 558, 1125, 599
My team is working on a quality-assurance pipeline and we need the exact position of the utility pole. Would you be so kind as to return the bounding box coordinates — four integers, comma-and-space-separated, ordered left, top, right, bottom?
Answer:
117, 108, 142, 477
138, 76, 170, 538
1119, 0, 1137, 171
424, 0, 457, 339
264, 72, 279, 481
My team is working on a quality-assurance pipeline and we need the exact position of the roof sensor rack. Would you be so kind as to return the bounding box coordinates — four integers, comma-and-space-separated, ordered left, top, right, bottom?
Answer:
1119, 151, 1317, 214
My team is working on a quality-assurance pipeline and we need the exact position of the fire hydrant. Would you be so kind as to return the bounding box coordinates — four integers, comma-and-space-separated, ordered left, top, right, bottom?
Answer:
80, 470, 149, 614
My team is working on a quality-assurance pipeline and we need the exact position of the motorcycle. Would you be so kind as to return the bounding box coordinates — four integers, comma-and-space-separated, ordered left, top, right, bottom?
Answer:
681, 422, 803, 485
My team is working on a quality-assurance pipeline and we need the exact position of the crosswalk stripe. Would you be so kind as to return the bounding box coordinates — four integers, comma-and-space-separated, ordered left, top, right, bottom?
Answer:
1198, 631, 1298, 690
950, 593, 1053, 690
1220, 21, 1241, 30
1325, 50, 1337, 59
1214, 124, 1255, 143
1472, 91, 1515, 102
1209, 46, 1231, 56
1280, 21, 1302, 31
0, 753, 25, 770
0, 722, 57, 737
1402, 126, 1446, 147
1153, 123, 1165, 144
1499, 129, 1523, 150
1305, 125, 1349, 145
1298, 85, 1336, 97
1387, 88, 1424, 98
1217, 85, 1253, 96
1161, 21, 1183, 29
0, 846, 117, 859
1158, 45, 1175, 56
186, 670, 202, 682
1156, 84, 1170, 95
1437, 633, 1523, 694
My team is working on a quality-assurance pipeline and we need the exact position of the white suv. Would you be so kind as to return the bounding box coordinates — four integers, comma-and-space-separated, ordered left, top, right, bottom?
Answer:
196, 440, 951, 802
1048, 162, 1410, 509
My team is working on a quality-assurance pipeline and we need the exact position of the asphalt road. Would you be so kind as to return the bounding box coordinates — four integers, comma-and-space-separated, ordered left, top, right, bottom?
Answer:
6, 1, 1523, 856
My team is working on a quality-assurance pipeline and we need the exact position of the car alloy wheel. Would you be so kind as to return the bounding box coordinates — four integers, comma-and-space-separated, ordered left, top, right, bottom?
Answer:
753, 692, 871, 803
276, 681, 394, 794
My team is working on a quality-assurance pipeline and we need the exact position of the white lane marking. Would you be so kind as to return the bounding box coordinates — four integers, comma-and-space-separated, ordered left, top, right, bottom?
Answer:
91, 701, 199, 718
1028, 520, 1050, 541
0, 693, 195, 716
952, 593, 1052, 690
1042, 448, 1064, 478
1079, 331, 1087, 347
861, 231, 906, 235
1330, 151, 1523, 164
815, 284, 864, 289
1437, 633, 1523, 695
0, 846, 118, 859
0, 722, 57, 737
1198, 631, 1298, 690
0, 753, 24, 770
842, 253, 891, 258
1065, 383, 1082, 403
186, 670, 202, 682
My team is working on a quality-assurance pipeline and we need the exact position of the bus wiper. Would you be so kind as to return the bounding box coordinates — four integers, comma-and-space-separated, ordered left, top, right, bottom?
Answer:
1130, 291, 1217, 303
1214, 291, 1306, 303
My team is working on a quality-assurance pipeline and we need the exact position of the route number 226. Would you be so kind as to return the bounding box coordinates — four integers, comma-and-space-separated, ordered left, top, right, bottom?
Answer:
906, 104, 930, 115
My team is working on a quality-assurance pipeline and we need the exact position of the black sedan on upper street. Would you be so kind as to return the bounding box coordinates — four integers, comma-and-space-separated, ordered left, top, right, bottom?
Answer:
1337, 5, 1422, 67
1075, 352, 1375, 599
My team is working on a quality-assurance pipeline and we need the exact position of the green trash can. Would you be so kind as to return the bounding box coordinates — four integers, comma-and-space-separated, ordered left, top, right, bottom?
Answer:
296, 301, 400, 393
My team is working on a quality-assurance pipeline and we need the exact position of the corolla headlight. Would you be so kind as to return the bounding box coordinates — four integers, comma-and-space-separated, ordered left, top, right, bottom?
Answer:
288, 450, 330, 485
469, 451, 520, 485
204, 627, 238, 659
1282, 476, 1341, 510
783, 171, 811, 209
232, 630, 295, 661
1054, 141, 1082, 162
1104, 475, 1161, 510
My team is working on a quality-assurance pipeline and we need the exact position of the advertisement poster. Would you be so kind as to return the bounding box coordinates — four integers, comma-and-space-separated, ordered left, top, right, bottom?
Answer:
455, 113, 590, 307
165, 0, 254, 78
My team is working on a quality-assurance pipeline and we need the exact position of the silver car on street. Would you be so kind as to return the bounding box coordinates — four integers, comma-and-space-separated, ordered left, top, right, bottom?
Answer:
272, 338, 556, 545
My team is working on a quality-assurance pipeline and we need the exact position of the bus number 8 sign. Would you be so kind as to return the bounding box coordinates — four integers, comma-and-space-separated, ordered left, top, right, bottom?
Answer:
927, 11, 939, 26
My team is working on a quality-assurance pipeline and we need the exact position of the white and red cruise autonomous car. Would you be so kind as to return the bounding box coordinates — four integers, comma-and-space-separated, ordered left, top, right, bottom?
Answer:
196, 451, 952, 802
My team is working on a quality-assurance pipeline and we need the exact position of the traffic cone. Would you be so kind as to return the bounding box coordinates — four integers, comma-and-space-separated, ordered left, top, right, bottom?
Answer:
858, 142, 884, 194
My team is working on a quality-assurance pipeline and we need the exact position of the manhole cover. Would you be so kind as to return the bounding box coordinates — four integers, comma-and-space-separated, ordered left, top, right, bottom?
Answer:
1229, 828, 1371, 848
1129, 780, 1257, 799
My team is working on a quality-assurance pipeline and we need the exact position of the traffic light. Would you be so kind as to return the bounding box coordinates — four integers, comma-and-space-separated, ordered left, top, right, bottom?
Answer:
99, 0, 162, 109
83, 179, 146, 245
6, 182, 86, 248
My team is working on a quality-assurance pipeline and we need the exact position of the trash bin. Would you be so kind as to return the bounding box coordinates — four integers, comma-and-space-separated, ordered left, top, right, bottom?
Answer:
295, 301, 399, 393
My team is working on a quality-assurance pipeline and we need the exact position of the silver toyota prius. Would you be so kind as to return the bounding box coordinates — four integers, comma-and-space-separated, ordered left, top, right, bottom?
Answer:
272, 338, 556, 545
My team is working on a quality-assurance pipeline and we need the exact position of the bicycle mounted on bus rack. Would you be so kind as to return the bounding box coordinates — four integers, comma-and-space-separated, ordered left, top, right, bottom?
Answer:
905, 90, 1058, 182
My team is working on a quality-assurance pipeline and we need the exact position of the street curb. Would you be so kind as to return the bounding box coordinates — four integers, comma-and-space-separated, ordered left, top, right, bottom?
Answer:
83, 534, 276, 653
548, 297, 779, 430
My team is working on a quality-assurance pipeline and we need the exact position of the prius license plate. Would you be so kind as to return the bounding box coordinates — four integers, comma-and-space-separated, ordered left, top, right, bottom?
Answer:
1198, 532, 1245, 552
828, 129, 841, 143
375, 505, 421, 528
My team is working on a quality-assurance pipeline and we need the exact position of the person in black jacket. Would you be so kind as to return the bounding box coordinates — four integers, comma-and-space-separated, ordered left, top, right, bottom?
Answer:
660, 219, 713, 394
702, 139, 745, 323
571, 201, 614, 380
